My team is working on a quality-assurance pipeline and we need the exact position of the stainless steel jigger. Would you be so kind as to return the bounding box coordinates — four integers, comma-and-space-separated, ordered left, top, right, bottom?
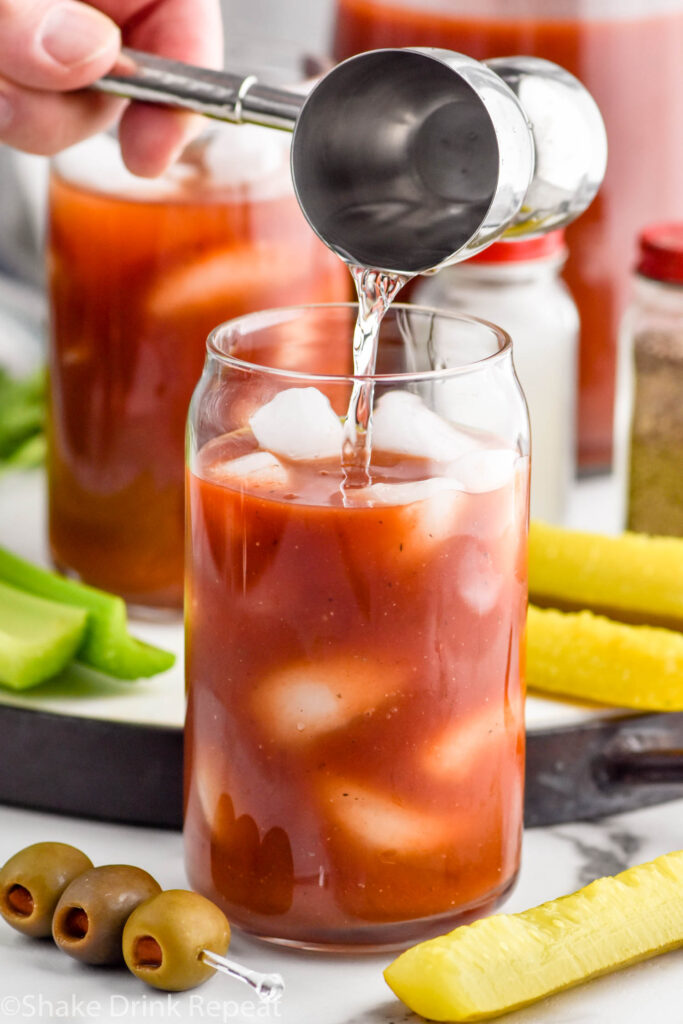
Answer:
95, 47, 607, 275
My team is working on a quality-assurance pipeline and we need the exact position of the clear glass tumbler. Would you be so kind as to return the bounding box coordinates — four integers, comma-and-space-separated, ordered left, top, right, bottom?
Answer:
184, 303, 530, 950
47, 126, 348, 612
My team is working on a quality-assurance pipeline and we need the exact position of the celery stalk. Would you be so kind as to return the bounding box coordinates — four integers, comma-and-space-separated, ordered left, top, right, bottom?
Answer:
0, 434, 46, 476
0, 580, 88, 689
0, 548, 175, 680
0, 368, 45, 462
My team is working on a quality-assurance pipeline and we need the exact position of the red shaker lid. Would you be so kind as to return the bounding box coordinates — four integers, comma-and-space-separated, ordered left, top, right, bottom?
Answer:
636, 223, 683, 284
469, 229, 566, 264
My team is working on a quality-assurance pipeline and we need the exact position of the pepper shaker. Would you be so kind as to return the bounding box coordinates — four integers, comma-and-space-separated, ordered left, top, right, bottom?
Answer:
616, 224, 683, 536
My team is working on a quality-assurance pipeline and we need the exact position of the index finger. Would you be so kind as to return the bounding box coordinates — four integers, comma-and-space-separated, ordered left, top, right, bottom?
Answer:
105, 0, 224, 176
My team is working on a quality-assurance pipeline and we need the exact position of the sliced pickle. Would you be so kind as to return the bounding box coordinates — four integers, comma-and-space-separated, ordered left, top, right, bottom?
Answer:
384, 851, 683, 1022
526, 604, 683, 710
528, 521, 683, 630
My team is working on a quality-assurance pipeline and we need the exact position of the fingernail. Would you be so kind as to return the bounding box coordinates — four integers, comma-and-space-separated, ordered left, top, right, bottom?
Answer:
39, 2, 118, 68
0, 91, 13, 132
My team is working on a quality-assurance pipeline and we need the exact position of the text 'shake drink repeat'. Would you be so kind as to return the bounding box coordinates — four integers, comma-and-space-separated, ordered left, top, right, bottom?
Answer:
184, 305, 529, 949
48, 128, 348, 610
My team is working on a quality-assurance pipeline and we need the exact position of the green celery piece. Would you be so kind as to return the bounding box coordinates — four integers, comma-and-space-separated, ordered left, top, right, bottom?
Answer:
0, 400, 43, 457
0, 580, 88, 689
0, 368, 45, 457
0, 433, 46, 475
0, 548, 175, 680
0, 366, 45, 406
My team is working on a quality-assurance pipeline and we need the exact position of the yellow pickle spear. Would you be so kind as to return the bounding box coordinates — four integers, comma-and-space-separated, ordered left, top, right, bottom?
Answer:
528, 521, 683, 630
526, 604, 683, 710
384, 851, 683, 1022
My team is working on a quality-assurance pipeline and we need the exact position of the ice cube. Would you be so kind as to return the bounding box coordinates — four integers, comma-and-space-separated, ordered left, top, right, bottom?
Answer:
432, 366, 519, 440
249, 387, 343, 461
410, 488, 463, 554
344, 478, 463, 566
146, 242, 300, 318
206, 450, 289, 490
348, 476, 462, 507
372, 390, 471, 462
203, 123, 291, 195
321, 780, 450, 854
252, 656, 403, 745
452, 448, 518, 494
424, 704, 505, 780
339, 482, 463, 578
198, 427, 256, 463
55, 134, 177, 198
457, 542, 504, 615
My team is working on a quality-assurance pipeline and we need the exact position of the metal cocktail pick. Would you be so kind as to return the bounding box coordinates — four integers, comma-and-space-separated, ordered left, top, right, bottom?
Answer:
199, 949, 285, 1003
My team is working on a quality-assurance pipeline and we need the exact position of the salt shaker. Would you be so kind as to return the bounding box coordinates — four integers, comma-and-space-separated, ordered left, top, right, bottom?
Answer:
616, 224, 683, 536
414, 231, 578, 523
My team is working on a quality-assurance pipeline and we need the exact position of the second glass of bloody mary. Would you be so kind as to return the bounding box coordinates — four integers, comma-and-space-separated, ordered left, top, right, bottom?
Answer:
47, 126, 348, 612
184, 303, 530, 950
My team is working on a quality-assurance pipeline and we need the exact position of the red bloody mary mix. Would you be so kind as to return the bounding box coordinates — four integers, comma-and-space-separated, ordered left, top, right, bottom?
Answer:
47, 132, 348, 609
184, 395, 528, 947
333, 0, 683, 469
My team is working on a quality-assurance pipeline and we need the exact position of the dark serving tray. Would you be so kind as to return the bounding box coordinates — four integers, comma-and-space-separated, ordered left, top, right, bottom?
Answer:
1, 702, 682, 830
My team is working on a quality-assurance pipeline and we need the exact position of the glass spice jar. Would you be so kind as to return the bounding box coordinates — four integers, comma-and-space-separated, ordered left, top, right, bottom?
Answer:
617, 223, 683, 536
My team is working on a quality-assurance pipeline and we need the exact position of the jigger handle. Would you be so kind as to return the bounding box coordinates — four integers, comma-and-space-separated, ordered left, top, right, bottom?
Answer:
93, 47, 304, 131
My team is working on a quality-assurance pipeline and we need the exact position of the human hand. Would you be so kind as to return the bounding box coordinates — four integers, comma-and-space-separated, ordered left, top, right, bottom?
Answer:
0, 0, 223, 175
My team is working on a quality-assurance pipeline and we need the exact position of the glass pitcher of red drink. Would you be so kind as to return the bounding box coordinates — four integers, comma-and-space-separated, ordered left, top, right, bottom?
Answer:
184, 303, 529, 949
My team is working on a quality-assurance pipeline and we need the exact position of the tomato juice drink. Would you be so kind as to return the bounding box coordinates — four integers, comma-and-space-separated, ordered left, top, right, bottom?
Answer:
47, 130, 348, 610
333, 0, 683, 470
184, 305, 529, 949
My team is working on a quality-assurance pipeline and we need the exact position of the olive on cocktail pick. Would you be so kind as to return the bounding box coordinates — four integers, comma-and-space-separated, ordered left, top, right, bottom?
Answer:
122, 890, 284, 1000
0, 842, 93, 938
52, 864, 161, 965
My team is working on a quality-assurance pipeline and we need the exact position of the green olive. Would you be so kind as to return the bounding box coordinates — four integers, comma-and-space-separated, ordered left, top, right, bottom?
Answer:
52, 864, 161, 965
123, 889, 231, 991
0, 842, 93, 938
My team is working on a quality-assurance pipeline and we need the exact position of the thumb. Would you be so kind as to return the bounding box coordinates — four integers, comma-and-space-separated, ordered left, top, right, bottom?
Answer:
0, 0, 120, 91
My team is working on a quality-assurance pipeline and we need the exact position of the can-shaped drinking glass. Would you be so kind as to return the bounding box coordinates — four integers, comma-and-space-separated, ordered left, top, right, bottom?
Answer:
184, 303, 529, 950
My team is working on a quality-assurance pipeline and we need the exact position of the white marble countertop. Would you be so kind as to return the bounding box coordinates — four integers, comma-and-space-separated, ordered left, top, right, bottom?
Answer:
1, 799, 683, 1024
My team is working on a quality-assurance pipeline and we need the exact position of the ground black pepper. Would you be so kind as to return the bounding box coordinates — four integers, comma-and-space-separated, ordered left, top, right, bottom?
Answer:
623, 224, 683, 537
628, 321, 683, 535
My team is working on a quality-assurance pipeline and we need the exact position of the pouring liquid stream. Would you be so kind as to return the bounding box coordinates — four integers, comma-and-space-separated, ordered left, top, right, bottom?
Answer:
341, 265, 410, 494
